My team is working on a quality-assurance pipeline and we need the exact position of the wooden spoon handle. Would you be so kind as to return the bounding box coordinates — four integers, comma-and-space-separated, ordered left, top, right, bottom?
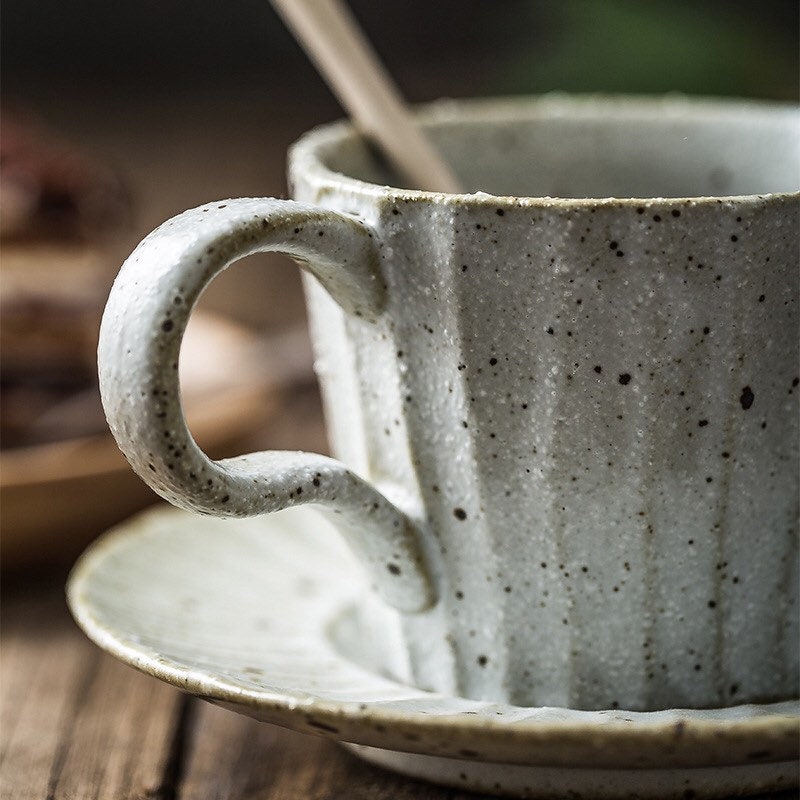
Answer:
270, 0, 462, 193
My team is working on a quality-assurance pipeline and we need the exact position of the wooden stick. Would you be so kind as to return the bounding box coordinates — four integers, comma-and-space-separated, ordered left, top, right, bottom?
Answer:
270, 0, 462, 193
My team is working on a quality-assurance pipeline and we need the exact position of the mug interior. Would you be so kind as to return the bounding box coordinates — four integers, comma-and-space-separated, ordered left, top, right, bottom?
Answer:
312, 95, 800, 200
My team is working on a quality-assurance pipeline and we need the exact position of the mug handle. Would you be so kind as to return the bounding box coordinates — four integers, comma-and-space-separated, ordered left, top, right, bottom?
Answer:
98, 198, 435, 613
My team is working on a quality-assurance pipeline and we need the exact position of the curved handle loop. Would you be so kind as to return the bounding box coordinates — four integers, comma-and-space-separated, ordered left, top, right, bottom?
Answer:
98, 198, 434, 613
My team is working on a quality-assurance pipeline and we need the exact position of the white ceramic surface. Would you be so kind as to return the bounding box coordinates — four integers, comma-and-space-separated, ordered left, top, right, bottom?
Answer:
97, 95, 800, 710
67, 505, 799, 799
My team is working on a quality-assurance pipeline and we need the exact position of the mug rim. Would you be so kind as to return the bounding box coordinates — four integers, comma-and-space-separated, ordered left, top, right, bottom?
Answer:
289, 93, 800, 208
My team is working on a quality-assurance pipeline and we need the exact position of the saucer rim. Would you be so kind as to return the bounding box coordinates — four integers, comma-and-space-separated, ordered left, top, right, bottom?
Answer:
67, 506, 800, 769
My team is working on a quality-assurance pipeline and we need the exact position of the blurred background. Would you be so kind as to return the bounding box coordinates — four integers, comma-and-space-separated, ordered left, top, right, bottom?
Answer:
1, 0, 798, 569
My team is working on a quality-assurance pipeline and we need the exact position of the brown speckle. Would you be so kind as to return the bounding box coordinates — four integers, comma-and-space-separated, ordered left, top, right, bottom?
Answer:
306, 718, 339, 733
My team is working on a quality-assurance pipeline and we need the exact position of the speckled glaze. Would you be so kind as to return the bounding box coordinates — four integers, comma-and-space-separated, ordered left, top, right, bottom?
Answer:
98, 200, 433, 614
98, 95, 800, 712
66, 506, 800, 799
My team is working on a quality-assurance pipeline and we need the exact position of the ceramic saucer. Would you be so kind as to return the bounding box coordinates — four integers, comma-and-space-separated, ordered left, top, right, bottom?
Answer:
67, 506, 799, 799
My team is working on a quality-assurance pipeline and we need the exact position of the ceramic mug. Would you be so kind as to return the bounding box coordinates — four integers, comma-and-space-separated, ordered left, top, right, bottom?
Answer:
99, 95, 799, 711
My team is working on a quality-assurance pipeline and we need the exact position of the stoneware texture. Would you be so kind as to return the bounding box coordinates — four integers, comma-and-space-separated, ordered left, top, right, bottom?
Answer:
97, 95, 800, 711
67, 506, 800, 799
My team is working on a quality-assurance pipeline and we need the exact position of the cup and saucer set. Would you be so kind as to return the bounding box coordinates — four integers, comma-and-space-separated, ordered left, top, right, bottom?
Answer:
69, 96, 799, 798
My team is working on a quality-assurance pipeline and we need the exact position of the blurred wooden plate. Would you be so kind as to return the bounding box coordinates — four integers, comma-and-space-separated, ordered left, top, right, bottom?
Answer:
0, 312, 303, 570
